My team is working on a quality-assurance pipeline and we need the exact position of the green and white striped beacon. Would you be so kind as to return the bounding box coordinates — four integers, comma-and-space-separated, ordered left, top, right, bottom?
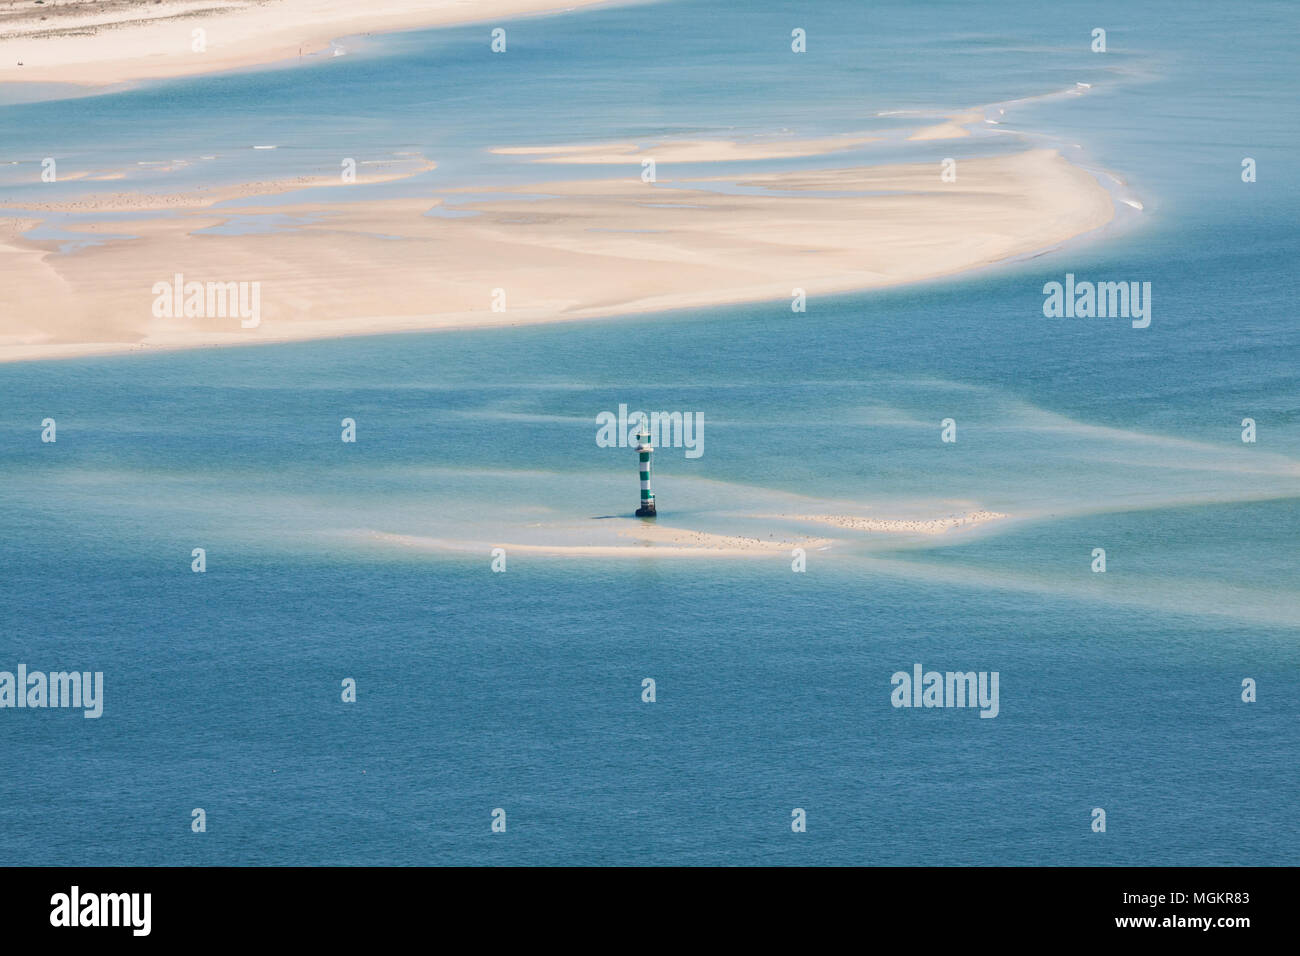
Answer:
634, 416, 656, 517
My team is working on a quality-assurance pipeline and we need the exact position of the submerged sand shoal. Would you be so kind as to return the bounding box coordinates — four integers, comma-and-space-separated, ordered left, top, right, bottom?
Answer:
358, 509, 1011, 560
765, 510, 1010, 535
366, 526, 835, 559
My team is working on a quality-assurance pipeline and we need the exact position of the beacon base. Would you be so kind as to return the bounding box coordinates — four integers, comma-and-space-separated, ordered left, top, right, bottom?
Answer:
636, 503, 657, 518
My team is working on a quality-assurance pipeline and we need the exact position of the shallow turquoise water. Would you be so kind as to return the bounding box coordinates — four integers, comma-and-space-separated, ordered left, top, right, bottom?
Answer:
0, 0, 1297, 864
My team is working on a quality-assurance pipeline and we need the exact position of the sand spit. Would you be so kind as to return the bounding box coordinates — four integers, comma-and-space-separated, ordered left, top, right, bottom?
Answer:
1, 148, 1116, 362
490, 133, 880, 164
906, 109, 985, 141
11, 158, 437, 214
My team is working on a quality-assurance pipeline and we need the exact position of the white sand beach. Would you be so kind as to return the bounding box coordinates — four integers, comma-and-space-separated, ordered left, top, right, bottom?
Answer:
0, 0, 612, 86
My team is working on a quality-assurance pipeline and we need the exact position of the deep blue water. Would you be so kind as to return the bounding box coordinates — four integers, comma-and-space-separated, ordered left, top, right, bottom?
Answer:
1, 0, 1297, 864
